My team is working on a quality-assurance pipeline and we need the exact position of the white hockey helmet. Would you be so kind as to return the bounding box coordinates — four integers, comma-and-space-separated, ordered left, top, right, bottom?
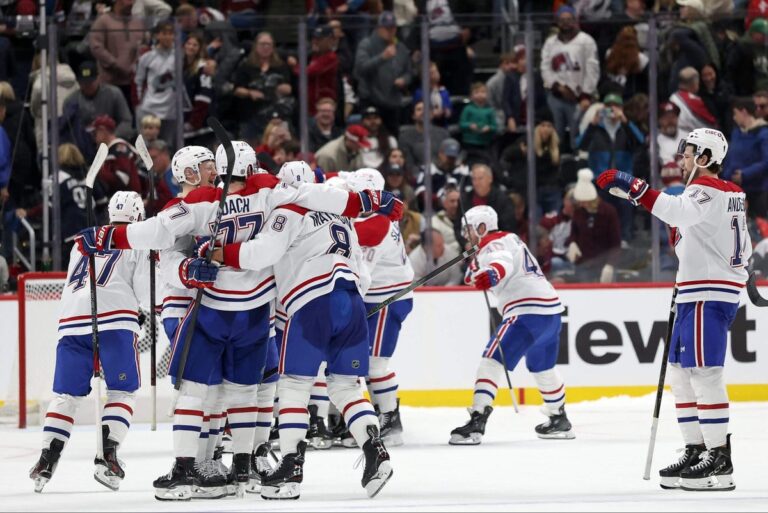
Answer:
277, 160, 315, 188
345, 168, 385, 192
215, 141, 259, 178
171, 145, 215, 186
325, 175, 350, 191
677, 128, 729, 167
108, 190, 145, 224
463, 205, 498, 238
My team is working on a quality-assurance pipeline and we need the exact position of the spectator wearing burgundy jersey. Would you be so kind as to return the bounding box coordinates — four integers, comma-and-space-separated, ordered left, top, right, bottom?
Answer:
88, 115, 143, 197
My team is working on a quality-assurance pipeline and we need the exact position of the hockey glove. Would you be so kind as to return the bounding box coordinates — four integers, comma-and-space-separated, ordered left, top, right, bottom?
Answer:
76, 226, 115, 255
473, 266, 503, 290
596, 169, 648, 206
179, 257, 219, 289
194, 236, 214, 258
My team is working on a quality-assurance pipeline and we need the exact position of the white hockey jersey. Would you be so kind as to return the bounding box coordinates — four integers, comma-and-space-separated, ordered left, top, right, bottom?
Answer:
112, 174, 362, 311
58, 244, 155, 337
354, 214, 414, 304
157, 197, 195, 321
639, 176, 751, 304
225, 205, 369, 318
469, 232, 564, 318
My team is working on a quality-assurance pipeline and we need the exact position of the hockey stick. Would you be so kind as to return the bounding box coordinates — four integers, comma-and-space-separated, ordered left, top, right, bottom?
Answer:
169, 118, 236, 415
457, 173, 519, 413
85, 143, 109, 459
746, 271, 768, 307
367, 246, 478, 317
643, 287, 678, 480
135, 135, 158, 431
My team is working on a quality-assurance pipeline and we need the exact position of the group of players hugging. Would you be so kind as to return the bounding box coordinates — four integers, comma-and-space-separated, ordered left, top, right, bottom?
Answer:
28, 126, 743, 500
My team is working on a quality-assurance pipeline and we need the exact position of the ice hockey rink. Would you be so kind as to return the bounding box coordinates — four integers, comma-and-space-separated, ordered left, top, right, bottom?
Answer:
2, 395, 766, 512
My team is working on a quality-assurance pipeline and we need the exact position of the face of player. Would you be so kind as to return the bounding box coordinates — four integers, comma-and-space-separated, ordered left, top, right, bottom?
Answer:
679, 145, 697, 182
187, 160, 216, 187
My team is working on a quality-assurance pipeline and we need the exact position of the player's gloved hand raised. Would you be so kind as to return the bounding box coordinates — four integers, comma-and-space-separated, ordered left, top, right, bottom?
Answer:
75, 226, 115, 255
357, 190, 404, 220
473, 266, 502, 290
179, 257, 219, 289
596, 169, 648, 206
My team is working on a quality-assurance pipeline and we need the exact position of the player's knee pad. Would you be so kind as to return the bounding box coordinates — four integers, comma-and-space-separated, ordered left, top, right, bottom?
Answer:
278, 375, 314, 403
667, 363, 695, 397
179, 380, 208, 401
326, 374, 364, 408
476, 357, 505, 383
689, 366, 728, 401
48, 393, 84, 416
368, 356, 390, 377
222, 379, 258, 406
203, 383, 221, 411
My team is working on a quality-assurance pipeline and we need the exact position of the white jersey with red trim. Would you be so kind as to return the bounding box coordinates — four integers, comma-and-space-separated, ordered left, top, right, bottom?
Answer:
228, 206, 369, 317
58, 244, 155, 337
274, 299, 288, 332
116, 175, 360, 311
354, 214, 414, 304
157, 198, 195, 321
471, 231, 564, 318
640, 176, 751, 304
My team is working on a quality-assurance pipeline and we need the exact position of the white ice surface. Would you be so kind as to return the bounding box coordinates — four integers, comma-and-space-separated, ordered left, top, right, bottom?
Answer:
2, 395, 767, 512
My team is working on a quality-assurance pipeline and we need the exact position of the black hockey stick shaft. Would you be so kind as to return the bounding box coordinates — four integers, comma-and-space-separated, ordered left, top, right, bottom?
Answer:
643, 287, 677, 480
173, 118, 236, 394
746, 271, 768, 307
367, 246, 478, 317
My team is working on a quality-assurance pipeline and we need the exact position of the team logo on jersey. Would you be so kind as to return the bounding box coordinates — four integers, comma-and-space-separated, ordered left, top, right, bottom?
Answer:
351, 360, 360, 369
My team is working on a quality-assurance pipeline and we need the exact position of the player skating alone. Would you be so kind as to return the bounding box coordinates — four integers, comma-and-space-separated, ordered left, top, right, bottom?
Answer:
449, 205, 574, 445
597, 128, 745, 491
30, 191, 155, 493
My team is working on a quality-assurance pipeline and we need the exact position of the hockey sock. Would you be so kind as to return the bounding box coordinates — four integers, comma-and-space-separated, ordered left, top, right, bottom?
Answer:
690, 367, 729, 448
310, 363, 330, 418
196, 384, 219, 461
42, 393, 83, 450
668, 364, 705, 445
224, 380, 259, 455
277, 375, 313, 455
472, 358, 504, 412
532, 368, 566, 414
253, 381, 276, 447
328, 374, 377, 447
367, 356, 398, 413
174, 381, 208, 458
102, 390, 136, 446
205, 385, 224, 459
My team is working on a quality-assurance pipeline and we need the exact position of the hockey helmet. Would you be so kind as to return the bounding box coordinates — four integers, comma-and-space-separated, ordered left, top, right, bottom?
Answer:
108, 190, 145, 224
463, 205, 498, 238
215, 141, 262, 178
676, 128, 728, 167
171, 145, 215, 186
277, 160, 315, 188
325, 175, 350, 191
345, 168, 385, 192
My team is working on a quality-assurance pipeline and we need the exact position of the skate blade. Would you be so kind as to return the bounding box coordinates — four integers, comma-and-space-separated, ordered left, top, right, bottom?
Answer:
448, 433, 481, 445
94, 468, 121, 491
681, 475, 735, 491
365, 462, 393, 498
191, 486, 227, 499
382, 432, 404, 447
260, 482, 301, 500
32, 476, 49, 493
225, 484, 237, 496
154, 485, 192, 501
341, 439, 358, 448
536, 430, 576, 440
308, 437, 334, 450
659, 476, 682, 490
236, 483, 247, 498
245, 477, 262, 494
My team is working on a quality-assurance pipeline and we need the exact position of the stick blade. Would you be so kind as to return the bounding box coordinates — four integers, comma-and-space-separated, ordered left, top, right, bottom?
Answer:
135, 134, 153, 171
86, 143, 109, 189
746, 271, 768, 307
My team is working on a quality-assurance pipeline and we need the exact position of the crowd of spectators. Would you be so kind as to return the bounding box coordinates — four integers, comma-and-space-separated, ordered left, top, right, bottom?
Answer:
2, 0, 768, 290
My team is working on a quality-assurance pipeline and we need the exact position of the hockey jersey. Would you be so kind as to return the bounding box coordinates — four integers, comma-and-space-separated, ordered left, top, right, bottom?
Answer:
354, 214, 414, 304
224, 205, 370, 317
58, 244, 155, 337
469, 231, 564, 318
112, 174, 363, 311
637, 176, 751, 304
158, 197, 195, 321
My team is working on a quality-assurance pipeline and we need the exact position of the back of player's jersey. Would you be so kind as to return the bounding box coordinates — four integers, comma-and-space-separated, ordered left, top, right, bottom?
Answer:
360, 220, 414, 304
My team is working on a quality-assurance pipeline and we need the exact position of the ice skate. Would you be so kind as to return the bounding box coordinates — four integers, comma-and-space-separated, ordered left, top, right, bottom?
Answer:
231, 452, 250, 497
680, 434, 735, 491
153, 457, 195, 501
449, 406, 493, 445
246, 442, 273, 493
260, 441, 306, 500
658, 443, 706, 489
93, 429, 125, 491
29, 439, 64, 493
307, 404, 334, 450
358, 425, 393, 498
378, 400, 403, 447
191, 460, 227, 499
535, 406, 575, 440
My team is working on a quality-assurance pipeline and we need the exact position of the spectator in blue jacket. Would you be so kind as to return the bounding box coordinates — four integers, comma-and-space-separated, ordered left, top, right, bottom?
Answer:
722, 96, 768, 218
0, 96, 10, 205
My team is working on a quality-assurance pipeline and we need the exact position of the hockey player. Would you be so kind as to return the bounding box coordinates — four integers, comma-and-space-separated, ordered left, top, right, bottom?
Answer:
209, 161, 394, 500
75, 151, 402, 501
597, 128, 745, 492
30, 191, 154, 493
449, 205, 574, 445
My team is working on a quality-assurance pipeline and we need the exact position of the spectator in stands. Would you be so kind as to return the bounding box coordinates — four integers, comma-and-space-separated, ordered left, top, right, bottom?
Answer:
502, 43, 546, 132
0, 81, 38, 216
308, 97, 344, 153
753, 90, 768, 121
382, 155, 416, 210
459, 82, 497, 166
409, 228, 463, 285
233, 32, 293, 141
354, 11, 412, 135
675, 0, 720, 68
399, 100, 450, 172
0, 95, 10, 206
132, 0, 172, 22
699, 63, 731, 133
508, 191, 529, 243
88, 0, 146, 106
602, 25, 649, 100
317, 0, 373, 50
657, 101, 685, 167
431, 183, 462, 255
487, 53, 516, 130
413, 62, 453, 127
181, 31, 215, 147
540, 5, 600, 150
315, 124, 369, 172
204, 20, 243, 110
421, 0, 474, 96
399, 192, 425, 254
724, 17, 768, 96
176, 4, 200, 39
360, 105, 398, 170
298, 25, 340, 115
328, 18, 354, 78
722, 97, 768, 218
136, 21, 178, 149
88, 115, 143, 197
462, 163, 517, 234
145, 139, 176, 216
140, 114, 161, 144
30, 54, 78, 149
415, 138, 468, 212
662, 25, 709, 98
669, 66, 718, 134
540, 185, 575, 278
567, 169, 621, 283
255, 118, 292, 159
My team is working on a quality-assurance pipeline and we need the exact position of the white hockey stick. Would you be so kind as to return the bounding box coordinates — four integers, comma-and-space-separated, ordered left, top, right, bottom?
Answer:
85, 143, 109, 459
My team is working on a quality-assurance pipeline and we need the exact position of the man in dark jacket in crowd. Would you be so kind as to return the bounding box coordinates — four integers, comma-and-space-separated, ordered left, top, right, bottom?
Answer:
461, 163, 517, 233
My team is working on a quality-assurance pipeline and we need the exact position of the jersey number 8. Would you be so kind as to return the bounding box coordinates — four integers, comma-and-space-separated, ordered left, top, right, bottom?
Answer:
327, 224, 352, 257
